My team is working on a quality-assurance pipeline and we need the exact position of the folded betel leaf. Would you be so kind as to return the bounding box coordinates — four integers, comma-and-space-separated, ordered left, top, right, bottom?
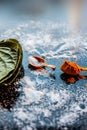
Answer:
0, 39, 23, 86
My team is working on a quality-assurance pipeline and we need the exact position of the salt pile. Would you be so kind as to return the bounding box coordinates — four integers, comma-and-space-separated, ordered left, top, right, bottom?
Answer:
28, 56, 42, 66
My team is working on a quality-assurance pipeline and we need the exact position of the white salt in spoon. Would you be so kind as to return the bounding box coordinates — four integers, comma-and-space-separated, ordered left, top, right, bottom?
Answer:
28, 56, 56, 70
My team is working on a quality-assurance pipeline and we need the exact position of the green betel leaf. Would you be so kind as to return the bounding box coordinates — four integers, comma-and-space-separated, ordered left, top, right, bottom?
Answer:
0, 47, 17, 80
0, 39, 23, 86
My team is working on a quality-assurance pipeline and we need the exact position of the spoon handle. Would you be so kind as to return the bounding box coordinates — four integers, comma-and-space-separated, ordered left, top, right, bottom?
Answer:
81, 67, 87, 71
42, 63, 56, 70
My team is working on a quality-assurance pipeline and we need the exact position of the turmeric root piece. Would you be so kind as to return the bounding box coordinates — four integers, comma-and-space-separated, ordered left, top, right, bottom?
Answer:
60, 60, 87, 76
60, 73, 87, 84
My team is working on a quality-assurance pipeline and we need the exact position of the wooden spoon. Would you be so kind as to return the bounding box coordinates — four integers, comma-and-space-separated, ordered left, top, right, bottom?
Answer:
60, 60, 87, 76
29, 56, 56, 70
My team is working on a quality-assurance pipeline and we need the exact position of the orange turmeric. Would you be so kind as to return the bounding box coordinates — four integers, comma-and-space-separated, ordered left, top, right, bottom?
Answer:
60, 60, 87, 76
67, 77, 76, 83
